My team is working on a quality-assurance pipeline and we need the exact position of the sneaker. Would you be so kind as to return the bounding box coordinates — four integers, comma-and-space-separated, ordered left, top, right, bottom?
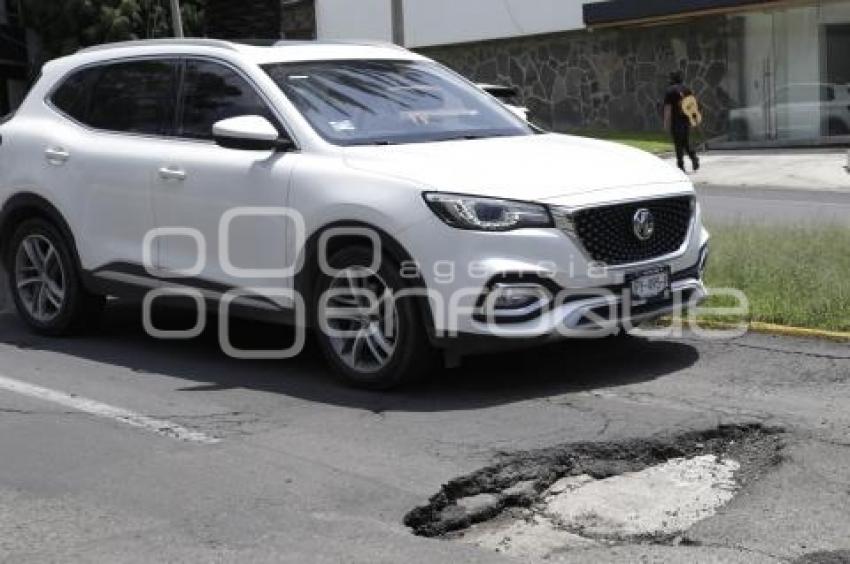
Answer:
692, 158, 700, 171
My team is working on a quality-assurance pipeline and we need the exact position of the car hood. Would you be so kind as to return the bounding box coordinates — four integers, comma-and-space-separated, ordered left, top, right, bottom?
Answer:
342, 133, 687, 202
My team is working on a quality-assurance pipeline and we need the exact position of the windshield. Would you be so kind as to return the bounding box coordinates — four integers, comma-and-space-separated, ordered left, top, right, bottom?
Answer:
263, 60, 534, 146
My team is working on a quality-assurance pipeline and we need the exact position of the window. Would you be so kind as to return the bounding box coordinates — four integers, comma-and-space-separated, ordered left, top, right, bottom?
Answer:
178, 60, 275, 140
824, 86, 835, 102
263, 60, 533, 146
50, 68, 99, 123
85, 60, 178, 135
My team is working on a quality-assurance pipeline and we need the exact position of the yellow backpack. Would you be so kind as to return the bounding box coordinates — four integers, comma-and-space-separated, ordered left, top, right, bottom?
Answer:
680, 93, 703, 128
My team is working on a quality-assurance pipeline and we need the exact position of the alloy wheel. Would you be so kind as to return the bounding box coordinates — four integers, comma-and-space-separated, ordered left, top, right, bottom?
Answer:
14, 234, 67, 323
323, 266, 399, 373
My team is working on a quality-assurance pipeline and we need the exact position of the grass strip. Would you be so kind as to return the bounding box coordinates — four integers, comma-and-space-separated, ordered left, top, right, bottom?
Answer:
569, 129, 674, 154
696, 224, 850, 332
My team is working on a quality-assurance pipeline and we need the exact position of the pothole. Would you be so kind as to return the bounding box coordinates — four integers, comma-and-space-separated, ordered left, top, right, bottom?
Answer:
404, 424, 783, 558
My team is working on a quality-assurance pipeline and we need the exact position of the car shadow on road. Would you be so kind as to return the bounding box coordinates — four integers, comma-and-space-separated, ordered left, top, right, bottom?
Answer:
0, 301, 700, 412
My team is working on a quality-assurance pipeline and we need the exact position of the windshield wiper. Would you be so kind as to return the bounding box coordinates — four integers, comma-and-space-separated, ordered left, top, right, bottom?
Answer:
429, 133, 515, 143
362, 140, 400, 146
352, 134, 508, 146
436, 134, 488, 142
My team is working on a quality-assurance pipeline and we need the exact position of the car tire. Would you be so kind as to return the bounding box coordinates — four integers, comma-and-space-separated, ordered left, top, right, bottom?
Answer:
313, 246, 435, 390
6, 218, 105, 336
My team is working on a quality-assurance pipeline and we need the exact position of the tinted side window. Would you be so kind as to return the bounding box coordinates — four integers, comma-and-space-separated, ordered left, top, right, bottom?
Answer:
86, 60, 178, 135
179, 60, 274, 140
51, 68, 100, 122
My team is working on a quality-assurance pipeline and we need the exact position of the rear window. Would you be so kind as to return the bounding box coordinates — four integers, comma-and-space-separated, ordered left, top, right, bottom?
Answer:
51, 68, 99, 122
50, 59, 178, 136
86, 60, 178, 135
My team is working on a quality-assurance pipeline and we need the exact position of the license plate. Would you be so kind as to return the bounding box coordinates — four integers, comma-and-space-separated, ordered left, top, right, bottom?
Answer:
627, 267, 671, 302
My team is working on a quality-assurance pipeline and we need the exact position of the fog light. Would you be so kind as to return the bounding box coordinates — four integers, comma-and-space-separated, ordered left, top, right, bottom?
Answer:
488, 283, 549, 311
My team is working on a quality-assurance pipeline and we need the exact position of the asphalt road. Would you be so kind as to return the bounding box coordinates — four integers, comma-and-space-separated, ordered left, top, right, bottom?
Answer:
697, 185, 850, 225
1, 183, 848, 562
0, 303, 848, 563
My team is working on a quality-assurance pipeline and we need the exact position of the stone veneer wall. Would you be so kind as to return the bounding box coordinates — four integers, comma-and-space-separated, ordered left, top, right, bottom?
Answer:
419, 17, 734, 136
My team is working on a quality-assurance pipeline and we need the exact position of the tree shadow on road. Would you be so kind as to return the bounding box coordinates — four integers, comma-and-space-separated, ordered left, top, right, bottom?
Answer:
0, 301, 700, 413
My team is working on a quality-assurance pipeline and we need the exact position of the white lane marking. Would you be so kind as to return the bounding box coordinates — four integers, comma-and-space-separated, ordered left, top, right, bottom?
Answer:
0, 373, 220, 444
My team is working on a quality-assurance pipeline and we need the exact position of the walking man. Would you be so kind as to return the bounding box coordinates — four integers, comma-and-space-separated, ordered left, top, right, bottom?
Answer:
663, 70, 700, 173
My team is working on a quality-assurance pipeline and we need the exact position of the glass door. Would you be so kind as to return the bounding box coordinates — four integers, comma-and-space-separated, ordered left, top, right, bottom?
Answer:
727, 11, 776, 141
772, 7, 822, 141
726, 5, 825, 144
824, 23, 850, 137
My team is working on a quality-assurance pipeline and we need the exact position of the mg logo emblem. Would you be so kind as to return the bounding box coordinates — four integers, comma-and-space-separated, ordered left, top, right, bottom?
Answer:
632, 208, 655, 241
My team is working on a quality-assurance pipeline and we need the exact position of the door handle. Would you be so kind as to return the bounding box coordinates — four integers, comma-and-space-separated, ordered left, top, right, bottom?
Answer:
158, 166, 187, 181
45, 147, 70, 165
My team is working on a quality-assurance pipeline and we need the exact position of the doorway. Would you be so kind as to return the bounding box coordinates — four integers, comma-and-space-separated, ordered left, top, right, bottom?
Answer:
824, 23, 850, 137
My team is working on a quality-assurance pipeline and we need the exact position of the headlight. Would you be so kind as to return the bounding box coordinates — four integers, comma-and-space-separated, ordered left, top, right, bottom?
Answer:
423, 192, 553, 231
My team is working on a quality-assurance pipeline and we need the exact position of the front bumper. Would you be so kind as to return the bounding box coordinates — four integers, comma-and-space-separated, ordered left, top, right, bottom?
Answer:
397, 187, 710, 345
427, 277, 706, 354
467, 277, 706, 339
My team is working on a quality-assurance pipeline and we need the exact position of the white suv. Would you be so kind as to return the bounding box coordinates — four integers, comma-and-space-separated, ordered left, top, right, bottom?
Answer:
0, 39, 709, 389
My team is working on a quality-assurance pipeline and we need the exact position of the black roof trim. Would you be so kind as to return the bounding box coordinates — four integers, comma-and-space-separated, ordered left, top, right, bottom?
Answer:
583, 0, 783, 26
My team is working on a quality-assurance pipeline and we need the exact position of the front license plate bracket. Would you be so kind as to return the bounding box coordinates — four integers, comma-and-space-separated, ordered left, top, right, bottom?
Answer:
626, 267, 672, 303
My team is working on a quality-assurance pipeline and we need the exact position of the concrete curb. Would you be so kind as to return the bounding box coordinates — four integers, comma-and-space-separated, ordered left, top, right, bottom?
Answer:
693, 319, 850, 343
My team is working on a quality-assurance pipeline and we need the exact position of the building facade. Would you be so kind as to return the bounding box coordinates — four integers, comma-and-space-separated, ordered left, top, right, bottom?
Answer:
425, 0, 850, 147
18, 0, 844, 148
419, 16, 734, 138
299, 0, 850, 147
0, 0, 28, 116
207, 0, 317, 41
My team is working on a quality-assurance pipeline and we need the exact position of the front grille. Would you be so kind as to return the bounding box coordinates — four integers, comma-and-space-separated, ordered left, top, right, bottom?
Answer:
570, 196, 693, 265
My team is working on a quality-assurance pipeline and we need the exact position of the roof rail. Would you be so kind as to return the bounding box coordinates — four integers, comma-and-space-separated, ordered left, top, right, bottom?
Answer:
272, 39, 407, 50
76, 38, 410, 55
270, 40, 319, 47
78, 38, 239, 54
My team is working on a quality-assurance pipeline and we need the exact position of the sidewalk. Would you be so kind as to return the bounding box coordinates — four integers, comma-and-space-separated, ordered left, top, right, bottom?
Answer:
665, 149, 850, 192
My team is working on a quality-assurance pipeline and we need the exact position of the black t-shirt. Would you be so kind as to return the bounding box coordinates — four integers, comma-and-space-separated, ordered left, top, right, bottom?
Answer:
664, 84, 693, 128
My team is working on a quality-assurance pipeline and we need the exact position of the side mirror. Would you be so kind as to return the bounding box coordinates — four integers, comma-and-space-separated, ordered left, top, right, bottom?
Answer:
478, 84, 520, 99
212, 115, 295, 151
